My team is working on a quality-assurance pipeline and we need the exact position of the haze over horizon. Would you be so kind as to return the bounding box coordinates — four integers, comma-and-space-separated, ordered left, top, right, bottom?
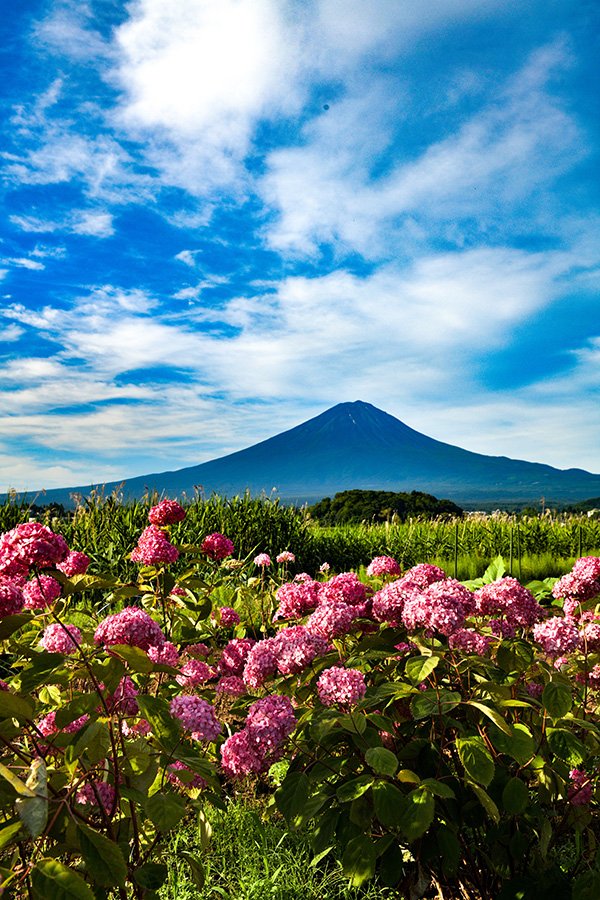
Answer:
1, 1, 599, 493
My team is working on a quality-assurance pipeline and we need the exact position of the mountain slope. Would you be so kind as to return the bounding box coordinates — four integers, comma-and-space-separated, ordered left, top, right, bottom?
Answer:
12, 401, 600, 507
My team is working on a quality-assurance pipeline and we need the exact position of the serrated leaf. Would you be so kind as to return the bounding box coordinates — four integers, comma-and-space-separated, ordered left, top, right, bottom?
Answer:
31, 858, 95, 899
469, 782, 500, 823
456, 737, 495, 787
0, 762, 36, 797
421, 778, 455, 799
502, 777, 529, 815
465, 700, 512, 735
137, 695, 181, 750
0, 613, 32, 640
77, 824, 127, 888
481, 556, 506, 583
397, 788, 435, 841
365, 747, 398, 777
133, 862, 168, 890
496, 641, 533, 674
489, 723, 535, 766
411, 690, 461, 719
181, 851, 205, 889
547, 728, 587, 766
73, 721, 110, 764
543, 682, 572, 719
16, 758, 47, 838
0, 692, 34, 722
275, 772, 309, 822
145, 791, 186, 832
405, 655, 439, 684
342, 834, 376, 887
19, 653, 65, 695
109, 644, 153, 673
0, 821, 22, 849
55, 694, 100, 729
372, 781, 405, 827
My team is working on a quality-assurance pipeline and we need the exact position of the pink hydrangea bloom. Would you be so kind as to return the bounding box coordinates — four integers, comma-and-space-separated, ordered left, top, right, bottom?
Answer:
306, 602, 355, 640
122, 718, 152, 737
319, 572, 367, 606
106, 676, 139, 716
148, 641, 180, 666
533, 617, 581, 657
131, 525, 179, 565
554, 557, 600, 605
200, 532, 235, 561
448, 628, 493, 655
272, 626, 329, 676
220, 728, 267, 777
216, 675, 247, 697
166, 760, 206, 790
57, 551, 90, 576
243, 639, 279, 688
40, 623, 82, 655
176, 659, 213, 687
372, 578, 421, 626
169, 695, 221, 741
254, 553, 272, 567
216, 606, 240, 628
246, 695, 296, 748
475, 577, 543, 626
403, 579, 471, 636
317, 666, 366, 709
581, 621, 600, 651
526, 682, 544, 698
0, 577, 24, 618
273, 579, 320, 620
76, 781, 116, 815
148, 499, 186, 526
94, 607, 166, 651
37, 711, 90, 738
276, 551, 296, 564
403, 563, 447, 589
489, 618, 518, 639
366, 556, 401, 577
319, 562, 330, 574
0, 522, 69, 573
217, 638, 256, 677
568, 769, 593, 806
23, 575, 62, 610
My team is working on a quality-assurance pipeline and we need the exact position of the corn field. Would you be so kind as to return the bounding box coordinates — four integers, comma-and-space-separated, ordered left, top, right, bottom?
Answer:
1, 494, 599, 581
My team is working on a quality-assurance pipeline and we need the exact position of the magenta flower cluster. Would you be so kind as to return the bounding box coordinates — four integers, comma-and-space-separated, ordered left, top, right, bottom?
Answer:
568, 769, 593, 806
553, 556, 600, 606
57, 551, 90, 576
200, 532, 235, 561
220, 694, 296, 777
254, 553, 272, 567
366, 555, 401, 577
317, 666, 366, 709
148, 499, 186, 526
23, 575, 62, 610
169, 695, 221, 741
94, 606, 166, 651
216, 606, 240, 628
131, 525, 179, 566
532, 618, 581, 657
0, 577, 24, 619
41, 623, 82, 655
0, 522, 69, 576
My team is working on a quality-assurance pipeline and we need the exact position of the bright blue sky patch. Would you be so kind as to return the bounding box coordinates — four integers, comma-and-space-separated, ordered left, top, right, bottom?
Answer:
1, 0, 599, 492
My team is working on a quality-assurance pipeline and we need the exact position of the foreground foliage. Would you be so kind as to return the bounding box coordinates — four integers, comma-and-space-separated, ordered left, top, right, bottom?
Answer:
0, 501, 600, 898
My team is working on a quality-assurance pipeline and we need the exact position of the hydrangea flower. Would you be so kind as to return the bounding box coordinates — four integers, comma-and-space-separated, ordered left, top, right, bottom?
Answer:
319, 572, 367, 606
276, 551, 296, 564
220, 694, 296, 778
448, 628, 493, 655
176, 659, 213, 687
148, 499, 186, 526
106, 676, 139, 716
200, 533, 234, 561
0, 577, 24, 618
217, 638, 256, 677
148, 641, 180, 666
372, 578, 421, 626
23, 575, 62, 610
475, 577, 543, 626
403, 563, 447, 589
130, 525, 179, 565
94, 607, 166, 651
0, 522, 69, 573
273, 579, 320, 620
216, 675, 247, 697
366, 556, 401, 577
166, 760, 206, 790
272, 626, 329, 675
317, 666, 366, 709
215, 606, 240, 628
169, 695, 221, 741
553, 557, 600, 605
242, 639, 279, 688
306, 602, 355, 640
76, 781, 116, 815
532, 618, 581, 657
254, 553, 272, 567
568, 769, 593, 806
57, 551, 90, 576
40, 623, 82, 655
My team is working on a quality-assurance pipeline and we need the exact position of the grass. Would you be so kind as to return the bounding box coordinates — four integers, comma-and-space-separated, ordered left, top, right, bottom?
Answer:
159, 801, 397, 900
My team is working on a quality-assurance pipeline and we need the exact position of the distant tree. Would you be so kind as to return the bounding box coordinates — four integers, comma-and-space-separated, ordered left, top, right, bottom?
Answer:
308, 489, 463, 524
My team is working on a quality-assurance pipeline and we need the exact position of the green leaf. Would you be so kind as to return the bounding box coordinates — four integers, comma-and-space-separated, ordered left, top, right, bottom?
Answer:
0, 613, 32, 640
181, 852, 206, 889
405, 655, 439, 684
456, 737, 495, 787
108, 644, 153, 673
365, 747, 398, 777
16, 758, 47, 838
547, 728, 587, 766
133, 863, 168, 890
31, 858, 95, 900
77, 824, 127, 888
0, 821, 23, 849
397, 788, 435, 841
0, 762, 36, 797
275, 772, 309, 822
342, 834, 376, 887
465, 700, 512, 735
410, 690, 461, 719
543, 682, 572, 719
55, 694, 100, 729
137, 695, 182, 750
496, 641, 534, 674
469, 782, 500, 824
373, 782, 405, 827
19, 653, 65, 695
481, 556, 506, 583
336, 775, 374, 803
0, 692, 34, 722
73, 722, 110, 764
573, 870, 600, 900
489, 723, 535, 766
145, 791, 186, 832
421, 778, 455, 799
502, 777, 529, 816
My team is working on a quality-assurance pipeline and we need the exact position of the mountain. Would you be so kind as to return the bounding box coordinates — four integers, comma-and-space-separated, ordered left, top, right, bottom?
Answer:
10, 401, 600, 508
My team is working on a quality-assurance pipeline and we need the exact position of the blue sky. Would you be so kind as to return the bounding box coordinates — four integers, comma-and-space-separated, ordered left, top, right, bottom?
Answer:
1, 0, 599, 492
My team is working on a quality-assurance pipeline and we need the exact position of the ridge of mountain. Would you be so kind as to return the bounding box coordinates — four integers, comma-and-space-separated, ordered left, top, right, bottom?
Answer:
8, 401, 600, 508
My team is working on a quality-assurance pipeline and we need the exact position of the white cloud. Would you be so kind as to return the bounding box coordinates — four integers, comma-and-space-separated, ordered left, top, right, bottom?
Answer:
10, 209, 114, 239
175, 250, 198, 267
71, 210, 114, 237
0, 324, 24, 343
3, 257, 45, 271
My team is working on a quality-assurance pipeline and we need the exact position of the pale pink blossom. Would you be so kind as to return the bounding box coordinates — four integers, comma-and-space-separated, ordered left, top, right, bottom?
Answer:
40, 623, 81, 655
306, 602, 355, 640
276, 551, 296, 564
148, 641, 180, 666
254, 553, 272, 567
366, 556, 401, 577
23, 575, 61, 609
176, 659, 213, 687
94, 607, 166, 651
533, 618, 581, 657
317, 666, 366, 709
